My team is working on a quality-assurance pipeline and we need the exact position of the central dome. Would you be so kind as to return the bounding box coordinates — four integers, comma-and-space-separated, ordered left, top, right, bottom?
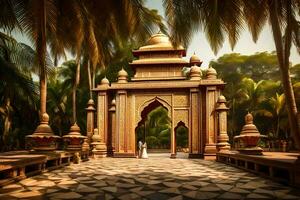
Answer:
146, 33, 170, 45
130, 32, 188, 81
138, 32, 184, 51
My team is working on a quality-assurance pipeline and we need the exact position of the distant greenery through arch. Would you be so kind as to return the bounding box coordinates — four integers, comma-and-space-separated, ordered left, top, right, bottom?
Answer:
136, 106, 171, 149
175, 125, 188, 150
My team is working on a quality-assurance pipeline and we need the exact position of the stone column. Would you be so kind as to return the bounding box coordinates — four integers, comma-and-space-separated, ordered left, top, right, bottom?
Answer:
170, 114, 176, 159
114, 90, 134, 157
96, 91, 108, 157
204, 86, 218, 157
188, 88, 202, 158
216, 95, 230, 151
108, 99, 116, 156
98, 92, 108, 143
86, 99, 96, 145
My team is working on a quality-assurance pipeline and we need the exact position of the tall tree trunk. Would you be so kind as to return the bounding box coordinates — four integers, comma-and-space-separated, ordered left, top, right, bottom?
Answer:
276, 115, 280, 139
40, 76, 47, 116
87, 60, 92, 99
72, 86, 76, 124
92, 67, 95, 90
269, 0, 300, 149
73, 54, 81, 124
37, 0, 47, 118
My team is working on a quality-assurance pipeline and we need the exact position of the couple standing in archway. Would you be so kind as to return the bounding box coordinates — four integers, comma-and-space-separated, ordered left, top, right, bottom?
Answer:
138, 140, 148, 159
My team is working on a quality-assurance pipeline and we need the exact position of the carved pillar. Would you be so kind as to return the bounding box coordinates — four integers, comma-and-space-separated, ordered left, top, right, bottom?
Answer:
86, 99, 95, 145
189, 88, 202, 158
98, 92, 108, 143
95, 91, 108, 157
114, 90, 134, 157
108, 99, 116, 156
204, 86, 218, 157
170, 110, 176, 159
216, 95, 230, 151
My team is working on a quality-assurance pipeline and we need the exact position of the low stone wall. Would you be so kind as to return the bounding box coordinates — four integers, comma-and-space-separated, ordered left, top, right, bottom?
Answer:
0, 150, 75, 187
216, 151, 300, 188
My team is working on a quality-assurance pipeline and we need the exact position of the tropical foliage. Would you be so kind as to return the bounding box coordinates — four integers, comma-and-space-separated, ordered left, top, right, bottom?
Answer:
0, 33, 39, 151
164, 0, 300, 148
1, 1, 300, 152
211, 52, 300, 150
136, 106, 171, 149
0, 0, 166, 151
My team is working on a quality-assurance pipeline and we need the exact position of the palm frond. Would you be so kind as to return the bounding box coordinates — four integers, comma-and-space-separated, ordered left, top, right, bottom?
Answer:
242, 0, 268, 42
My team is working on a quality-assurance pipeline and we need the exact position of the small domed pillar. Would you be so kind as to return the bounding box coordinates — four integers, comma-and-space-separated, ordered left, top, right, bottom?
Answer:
63, 123, 86, 151
189, 53, 202, 80
118, 68, 128, 83
91, 128, 107, 158
216, 95, 230, 151
206, 66, 217, 80
86, 99, 96, 145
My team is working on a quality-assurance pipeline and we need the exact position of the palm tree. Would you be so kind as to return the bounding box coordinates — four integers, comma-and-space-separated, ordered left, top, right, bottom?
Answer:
0, 32, 39, 150
47, 73, 70, 136
1, 0, 166, 133
164, 0, 300, 148
0, 0, 59, 139
59, 60, 79, 125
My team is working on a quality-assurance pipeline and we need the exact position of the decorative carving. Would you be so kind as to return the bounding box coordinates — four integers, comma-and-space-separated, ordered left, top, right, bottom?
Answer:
173, 109, 189, 126
135, 95, 172, 127
174, 94, 189, 107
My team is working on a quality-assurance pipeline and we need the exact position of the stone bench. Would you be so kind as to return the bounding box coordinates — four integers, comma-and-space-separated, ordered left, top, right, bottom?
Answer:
217, 151, 300, 187
0, 150, 73, 187
0, 151, 46, 186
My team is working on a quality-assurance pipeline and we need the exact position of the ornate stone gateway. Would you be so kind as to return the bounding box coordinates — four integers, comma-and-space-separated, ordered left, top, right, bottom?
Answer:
93, 33, 230, 159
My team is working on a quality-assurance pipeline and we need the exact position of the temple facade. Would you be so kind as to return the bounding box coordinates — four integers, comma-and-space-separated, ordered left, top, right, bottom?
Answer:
92, 33, 230, 159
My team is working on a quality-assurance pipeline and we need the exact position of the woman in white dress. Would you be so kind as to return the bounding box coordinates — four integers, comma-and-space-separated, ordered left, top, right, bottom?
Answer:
141, 142, 148, 159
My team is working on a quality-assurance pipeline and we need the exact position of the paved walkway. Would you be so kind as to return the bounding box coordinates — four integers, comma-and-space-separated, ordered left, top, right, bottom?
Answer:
1, 153, 300, 200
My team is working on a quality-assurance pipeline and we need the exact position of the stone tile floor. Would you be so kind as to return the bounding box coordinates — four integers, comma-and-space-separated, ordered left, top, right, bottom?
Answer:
1, 153, 300, 200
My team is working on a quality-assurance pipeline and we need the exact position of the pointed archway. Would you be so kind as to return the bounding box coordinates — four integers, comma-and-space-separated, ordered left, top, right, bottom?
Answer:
135, 99, 171, 156
175, 121, 189, 154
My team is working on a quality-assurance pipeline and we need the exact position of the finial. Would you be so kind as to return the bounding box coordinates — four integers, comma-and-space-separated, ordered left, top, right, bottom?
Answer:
190, 53, 202, 67
206, 66, 217, 79
245, 112, 253, 124
118, 67, 128, 83
100, 76, 109, 85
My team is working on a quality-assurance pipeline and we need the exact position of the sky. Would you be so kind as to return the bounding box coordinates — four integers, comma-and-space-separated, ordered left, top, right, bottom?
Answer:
10, 0, 299, 68
146, 0, 300, 68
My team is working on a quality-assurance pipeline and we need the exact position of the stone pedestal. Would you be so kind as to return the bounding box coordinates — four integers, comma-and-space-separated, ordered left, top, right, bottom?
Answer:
234, 113, 264, 155
63, 123, 86, 151
216, 95, 230, 152
92, 128, 107, 158
170, 153, 177, 159
26, 113, 60, 151
81, 138, 90, 161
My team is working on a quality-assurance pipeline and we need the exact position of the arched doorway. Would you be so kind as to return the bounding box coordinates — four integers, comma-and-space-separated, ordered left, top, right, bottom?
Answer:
175, 121, 189, 157
135, 100, 171, 156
